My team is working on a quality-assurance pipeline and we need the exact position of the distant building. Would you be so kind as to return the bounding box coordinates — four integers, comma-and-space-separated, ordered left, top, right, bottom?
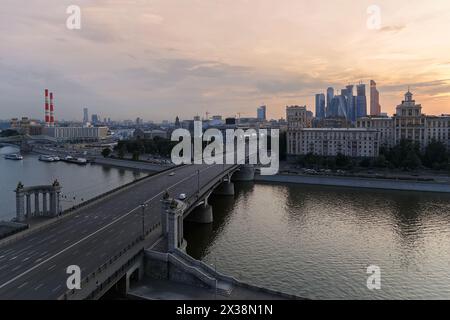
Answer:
315, 94, 326, 119
43, 126, 108, 142
370, 80, 381, 116
225, 118, 236, 125
133, 128, 168, 140
326, 87, 334, 116
257, 105, 267, 121
212, 115, 223, 121
10, 117, 42, 135
356, 83, 367, 119
286, 105, 312, 130
356, 91, 450, 150
287, 128, 380, 158
83, 108, 89, 124
91, 114, 100, 124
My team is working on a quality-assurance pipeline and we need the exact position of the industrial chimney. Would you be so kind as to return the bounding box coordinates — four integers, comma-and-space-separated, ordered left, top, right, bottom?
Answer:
45, 89, 50, 127
49, 92, 55, 127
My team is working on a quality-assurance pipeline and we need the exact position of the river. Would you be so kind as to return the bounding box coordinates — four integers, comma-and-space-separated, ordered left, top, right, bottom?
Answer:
0, 146, 145, 221
184, 181, 450, 300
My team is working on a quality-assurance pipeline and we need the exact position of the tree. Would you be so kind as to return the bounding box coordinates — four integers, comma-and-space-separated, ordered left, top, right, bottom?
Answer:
118, 145, 126, 159
101, 148, 111, 158
422, 139, 448, 169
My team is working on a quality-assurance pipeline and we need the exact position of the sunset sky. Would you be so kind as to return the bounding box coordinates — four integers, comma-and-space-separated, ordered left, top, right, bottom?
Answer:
1, 0, 450, 121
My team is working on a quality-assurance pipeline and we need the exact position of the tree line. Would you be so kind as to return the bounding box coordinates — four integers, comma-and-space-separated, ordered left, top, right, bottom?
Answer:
296, 139, 449, 171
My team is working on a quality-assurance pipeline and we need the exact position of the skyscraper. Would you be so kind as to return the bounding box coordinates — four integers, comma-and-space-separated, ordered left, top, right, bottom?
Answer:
326, 87, 334, 117
356, 83, 367, 119
315, 94, 326, 119
344, 85, 355, 122
257, 105, 267, 121
370, 80, 381, 116
83, 108, 89, 124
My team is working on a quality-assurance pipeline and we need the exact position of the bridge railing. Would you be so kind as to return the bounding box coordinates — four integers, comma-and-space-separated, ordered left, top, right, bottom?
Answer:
60, 220, 161, 300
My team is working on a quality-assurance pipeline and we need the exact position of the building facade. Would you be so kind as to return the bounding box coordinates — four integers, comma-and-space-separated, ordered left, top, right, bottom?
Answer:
287, 128, 380, 158
43, 126, 108, 142
356, 91, 450, 149
370, 80, 381, 116
315, 94, 326, 119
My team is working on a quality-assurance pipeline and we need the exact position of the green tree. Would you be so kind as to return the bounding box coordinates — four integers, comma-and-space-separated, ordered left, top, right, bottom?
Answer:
101, 148, 111, 158
422, 139, 448, 169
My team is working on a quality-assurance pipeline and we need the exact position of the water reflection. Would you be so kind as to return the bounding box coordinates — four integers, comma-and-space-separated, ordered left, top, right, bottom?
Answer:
184, 182, 450, 299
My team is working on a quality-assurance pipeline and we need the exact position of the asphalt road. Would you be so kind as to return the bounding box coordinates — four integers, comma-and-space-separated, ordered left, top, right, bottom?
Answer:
0, 163, 235, 300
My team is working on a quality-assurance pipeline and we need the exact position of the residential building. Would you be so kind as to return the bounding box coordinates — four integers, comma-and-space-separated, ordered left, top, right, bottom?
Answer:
287, 128, 380, 158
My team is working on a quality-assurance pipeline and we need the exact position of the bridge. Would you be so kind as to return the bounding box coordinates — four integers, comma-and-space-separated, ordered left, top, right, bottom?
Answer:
0, 163, 257, 300
0, 135, 57, 152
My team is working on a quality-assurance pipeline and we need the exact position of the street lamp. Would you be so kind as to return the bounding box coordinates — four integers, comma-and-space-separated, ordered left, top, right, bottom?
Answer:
140, 203, 148, 239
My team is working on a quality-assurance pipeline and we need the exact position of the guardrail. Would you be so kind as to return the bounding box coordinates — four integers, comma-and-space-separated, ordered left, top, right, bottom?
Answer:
60, 221, 161, 300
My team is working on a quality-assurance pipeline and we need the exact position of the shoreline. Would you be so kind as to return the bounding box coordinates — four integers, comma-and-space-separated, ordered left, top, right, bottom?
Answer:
255, 173, 450, 193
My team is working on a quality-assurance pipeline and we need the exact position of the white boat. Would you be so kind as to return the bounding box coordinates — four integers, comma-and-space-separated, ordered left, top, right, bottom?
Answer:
50, 155, 60, 161
4, 154, 23, 160
39, 155, 55, 162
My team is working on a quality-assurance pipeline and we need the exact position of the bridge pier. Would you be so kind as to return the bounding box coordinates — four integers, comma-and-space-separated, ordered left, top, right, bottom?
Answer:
232, 165, 255, 182
213, 179, 235, 196
163, 198, 187, 253
186, 197, 213, 224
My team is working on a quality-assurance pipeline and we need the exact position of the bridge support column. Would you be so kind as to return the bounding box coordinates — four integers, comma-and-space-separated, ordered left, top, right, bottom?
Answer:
186, 197, 213, 224
26, 194, 31, 218
34, 192, 40, 216
166, 199, 187, 252
232, 165, 255, 182
42, 192, 48, 216
213, 179, 235, 196
15, 183, 25, 222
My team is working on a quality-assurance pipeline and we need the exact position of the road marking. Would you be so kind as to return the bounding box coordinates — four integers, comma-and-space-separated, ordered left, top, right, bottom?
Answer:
0, 165, 219, 290
47, 264, 56, 271
52, 285, 62, 293
9, 256, 18, 261
34, 283, 44, 291
17, 282, 28, 289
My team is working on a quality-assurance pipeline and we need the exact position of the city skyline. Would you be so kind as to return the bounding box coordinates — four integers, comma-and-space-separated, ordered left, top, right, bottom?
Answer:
1, 1, 450, 121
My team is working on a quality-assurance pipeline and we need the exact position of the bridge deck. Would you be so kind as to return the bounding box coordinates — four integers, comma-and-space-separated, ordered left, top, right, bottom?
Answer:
0, 164, 237, 299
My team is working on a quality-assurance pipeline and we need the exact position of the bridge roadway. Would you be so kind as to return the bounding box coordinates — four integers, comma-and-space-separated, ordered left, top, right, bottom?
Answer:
0, 163, 236, 300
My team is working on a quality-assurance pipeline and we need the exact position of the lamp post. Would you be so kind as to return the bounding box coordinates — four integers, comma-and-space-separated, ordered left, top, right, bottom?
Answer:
140, 203, 148, 239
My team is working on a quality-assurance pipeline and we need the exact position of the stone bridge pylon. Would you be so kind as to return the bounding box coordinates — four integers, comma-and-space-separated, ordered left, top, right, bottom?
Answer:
15, 180, 62, 222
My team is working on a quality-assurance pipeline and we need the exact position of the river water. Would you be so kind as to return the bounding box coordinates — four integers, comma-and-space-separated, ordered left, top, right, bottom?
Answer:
0, 146, 145, 221
184, 182, 450, 300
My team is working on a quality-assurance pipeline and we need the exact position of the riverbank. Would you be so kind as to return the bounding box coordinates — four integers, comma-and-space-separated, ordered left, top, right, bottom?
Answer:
255, 173, 450, 193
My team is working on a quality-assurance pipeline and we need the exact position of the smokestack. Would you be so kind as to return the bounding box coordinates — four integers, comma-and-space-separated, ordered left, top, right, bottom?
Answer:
45, 89, 50, 127
50, 92, 55, 127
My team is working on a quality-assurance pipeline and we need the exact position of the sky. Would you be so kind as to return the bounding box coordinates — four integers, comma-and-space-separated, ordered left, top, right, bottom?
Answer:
1, 0, 450, 122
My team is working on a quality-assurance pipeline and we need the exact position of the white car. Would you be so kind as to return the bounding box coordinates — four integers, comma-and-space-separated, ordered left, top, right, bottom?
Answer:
178, 193, 187, 200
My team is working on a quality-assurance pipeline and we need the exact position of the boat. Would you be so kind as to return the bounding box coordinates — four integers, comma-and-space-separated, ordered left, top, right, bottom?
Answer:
50, 155, 60, 161
39, 155, 55, 162
4, 154, 23, 160
63, 156, 87, 165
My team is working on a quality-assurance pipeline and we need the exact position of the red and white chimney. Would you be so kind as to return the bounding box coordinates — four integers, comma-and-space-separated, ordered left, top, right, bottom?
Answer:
49, 92, 55, 127
45, 89, 50, 127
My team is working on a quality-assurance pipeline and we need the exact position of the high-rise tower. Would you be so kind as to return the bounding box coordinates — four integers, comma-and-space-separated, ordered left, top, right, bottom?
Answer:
370, 80, 381, 116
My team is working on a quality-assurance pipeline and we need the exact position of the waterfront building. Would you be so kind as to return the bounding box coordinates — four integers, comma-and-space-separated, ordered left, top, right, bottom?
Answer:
356, 91, 450, 149
43, 126, 108, 142
370, 80, 381, 116
315, 94, 326, 119
10, 117, 43, 135
287, 127, 380, 158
